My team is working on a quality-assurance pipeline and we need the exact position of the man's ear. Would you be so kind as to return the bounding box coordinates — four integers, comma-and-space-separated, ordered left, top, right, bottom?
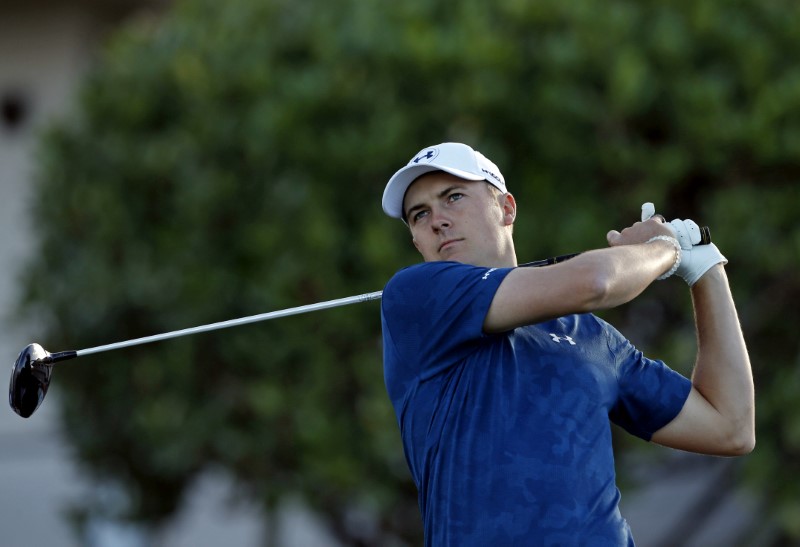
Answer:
501, 192, 516, 226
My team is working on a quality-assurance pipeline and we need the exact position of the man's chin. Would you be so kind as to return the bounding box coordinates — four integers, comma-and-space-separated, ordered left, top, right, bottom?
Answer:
437, 251, 472, 264
424, 253, 466, 263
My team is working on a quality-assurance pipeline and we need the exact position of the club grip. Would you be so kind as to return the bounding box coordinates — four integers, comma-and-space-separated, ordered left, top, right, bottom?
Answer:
521, 225, 711, 269
699, 226, 711, 245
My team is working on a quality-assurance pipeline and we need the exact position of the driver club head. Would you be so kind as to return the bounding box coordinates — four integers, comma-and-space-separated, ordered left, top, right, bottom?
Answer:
9, 343, 53, 418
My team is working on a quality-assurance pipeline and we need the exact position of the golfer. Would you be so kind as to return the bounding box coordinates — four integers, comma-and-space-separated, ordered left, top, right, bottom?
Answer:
379, 142, 754, 546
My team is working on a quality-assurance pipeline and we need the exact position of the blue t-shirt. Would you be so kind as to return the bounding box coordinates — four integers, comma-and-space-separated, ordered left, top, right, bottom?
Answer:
381, 262, 692, 546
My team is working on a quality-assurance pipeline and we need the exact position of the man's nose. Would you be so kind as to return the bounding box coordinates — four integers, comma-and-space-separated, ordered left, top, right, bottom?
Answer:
431, 209, 452, 231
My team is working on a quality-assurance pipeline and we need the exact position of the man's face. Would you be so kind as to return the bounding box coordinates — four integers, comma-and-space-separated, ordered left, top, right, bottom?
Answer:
402, 172, 516, 267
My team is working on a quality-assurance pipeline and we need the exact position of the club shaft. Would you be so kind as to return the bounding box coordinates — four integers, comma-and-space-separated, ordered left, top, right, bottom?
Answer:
59, 235, 712, 360
75, 291, 384, 357
71, 254, 578, 358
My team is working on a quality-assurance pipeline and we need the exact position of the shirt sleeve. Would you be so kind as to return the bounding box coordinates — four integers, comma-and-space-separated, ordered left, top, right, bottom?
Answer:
381, 261, 511, 381
605, 322, 693, 441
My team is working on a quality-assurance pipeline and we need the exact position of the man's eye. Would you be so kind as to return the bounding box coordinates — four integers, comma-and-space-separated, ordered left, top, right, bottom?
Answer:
413, 210, 429, 223
448, 193, 464, 202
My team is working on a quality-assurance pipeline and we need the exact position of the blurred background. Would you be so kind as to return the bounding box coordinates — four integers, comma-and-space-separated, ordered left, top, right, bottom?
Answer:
1, 0, 798, 545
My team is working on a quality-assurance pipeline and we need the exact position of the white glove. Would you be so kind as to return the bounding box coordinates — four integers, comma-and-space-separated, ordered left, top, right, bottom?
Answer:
667, 218, 727, 286
668, 218, 703, 249
641, 203, 727, 286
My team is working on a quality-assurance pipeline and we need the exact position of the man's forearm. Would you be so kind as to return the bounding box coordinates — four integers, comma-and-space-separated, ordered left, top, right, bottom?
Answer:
585, 238, 677, 310
484, 238, 676, 332
690, 265, 756, 451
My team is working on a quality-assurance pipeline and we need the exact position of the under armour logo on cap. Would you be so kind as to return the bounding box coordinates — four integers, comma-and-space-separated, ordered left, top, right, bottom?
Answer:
412, 148, 439, 164
381, 142, 508, 219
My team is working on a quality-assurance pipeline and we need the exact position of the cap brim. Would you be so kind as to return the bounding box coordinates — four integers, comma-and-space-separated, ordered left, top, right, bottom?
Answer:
382, 164, 485, 219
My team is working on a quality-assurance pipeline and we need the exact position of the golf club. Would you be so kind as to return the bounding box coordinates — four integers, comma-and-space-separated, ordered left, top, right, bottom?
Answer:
9, 290, 384, 418
8, 227, 711, 419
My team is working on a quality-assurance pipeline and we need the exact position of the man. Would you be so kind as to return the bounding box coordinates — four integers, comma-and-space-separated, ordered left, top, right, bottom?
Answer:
379, 142, 754, 546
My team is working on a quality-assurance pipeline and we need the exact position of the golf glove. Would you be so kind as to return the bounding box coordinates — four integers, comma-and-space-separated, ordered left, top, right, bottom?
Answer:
668, 218, 727, 286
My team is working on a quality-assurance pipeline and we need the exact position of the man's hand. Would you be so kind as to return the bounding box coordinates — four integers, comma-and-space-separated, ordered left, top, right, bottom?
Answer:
669, 218, 728, 286
639, 202, 727, 286
606, 217, 674, 247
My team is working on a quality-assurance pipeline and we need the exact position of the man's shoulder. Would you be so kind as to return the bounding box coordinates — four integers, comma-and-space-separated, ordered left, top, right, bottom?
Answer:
382, 261, 510, 322
385, 261, 485, 289
391, 260, 473, 275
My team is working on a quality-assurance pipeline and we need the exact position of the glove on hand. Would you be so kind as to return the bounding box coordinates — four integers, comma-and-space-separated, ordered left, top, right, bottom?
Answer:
641, 203, 727, 286
668, 218, 727, 286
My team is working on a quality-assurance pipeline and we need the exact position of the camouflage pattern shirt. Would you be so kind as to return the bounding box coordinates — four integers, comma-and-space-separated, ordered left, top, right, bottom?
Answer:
381, 262, 691, 546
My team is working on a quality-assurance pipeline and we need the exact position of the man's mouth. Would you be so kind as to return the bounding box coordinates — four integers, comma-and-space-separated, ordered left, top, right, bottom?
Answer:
439, 239, 463, 253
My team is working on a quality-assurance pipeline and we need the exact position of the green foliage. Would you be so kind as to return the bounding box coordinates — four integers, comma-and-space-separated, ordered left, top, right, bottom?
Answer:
23, 0, 800, 542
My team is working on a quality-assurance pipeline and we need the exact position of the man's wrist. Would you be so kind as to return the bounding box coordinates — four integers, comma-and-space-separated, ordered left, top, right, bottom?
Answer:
647, 235, 682, 280
690, 262, 726, 289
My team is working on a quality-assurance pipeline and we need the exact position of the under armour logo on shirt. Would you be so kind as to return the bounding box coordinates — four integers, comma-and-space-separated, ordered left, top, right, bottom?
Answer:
549, 334, 576, 345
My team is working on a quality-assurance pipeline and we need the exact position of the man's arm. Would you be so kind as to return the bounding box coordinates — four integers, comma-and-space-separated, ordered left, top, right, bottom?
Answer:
485, 210, 755, 455
650, 265, 756, 455
484, 218, 676, 333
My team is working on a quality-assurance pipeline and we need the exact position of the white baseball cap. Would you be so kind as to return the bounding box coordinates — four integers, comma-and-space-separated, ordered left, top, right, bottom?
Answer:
382, 142, 507, 219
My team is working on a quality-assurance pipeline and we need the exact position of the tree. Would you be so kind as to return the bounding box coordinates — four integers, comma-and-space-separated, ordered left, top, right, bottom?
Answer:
23, 0, 800, 543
